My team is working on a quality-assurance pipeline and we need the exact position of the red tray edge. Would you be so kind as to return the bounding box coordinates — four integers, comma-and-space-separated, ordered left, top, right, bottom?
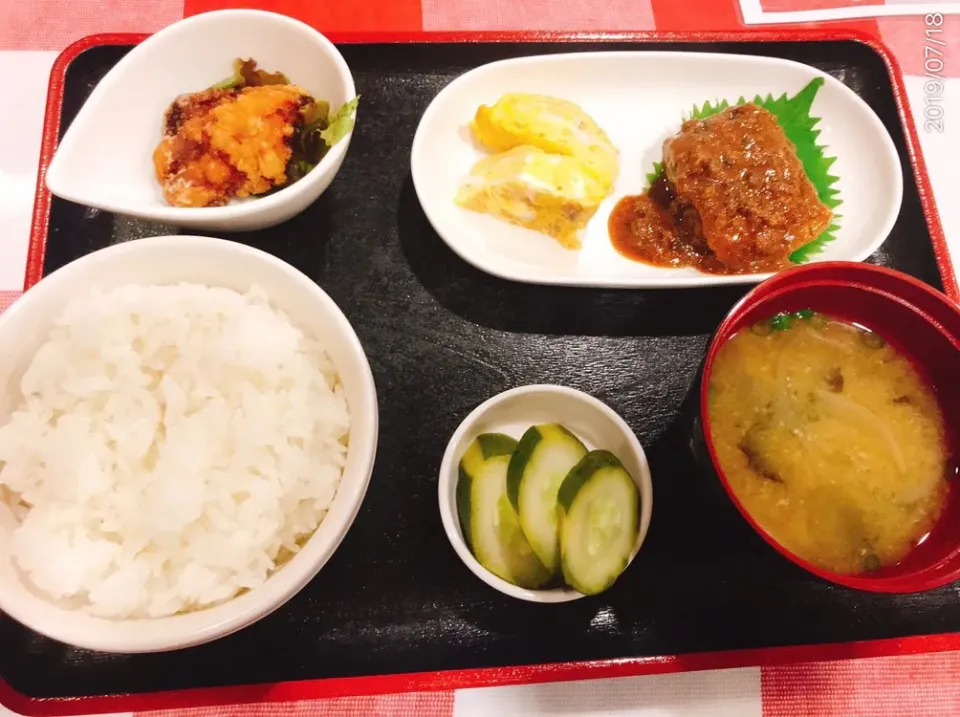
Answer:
6, 25, 960, 717
4, 632, 960, 716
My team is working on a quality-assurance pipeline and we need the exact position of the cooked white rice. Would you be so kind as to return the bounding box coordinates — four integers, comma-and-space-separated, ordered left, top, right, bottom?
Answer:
0, 283, 350, 619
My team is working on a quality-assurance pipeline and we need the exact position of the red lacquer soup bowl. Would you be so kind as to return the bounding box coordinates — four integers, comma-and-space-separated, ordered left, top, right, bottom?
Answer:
700, 262, 960, 593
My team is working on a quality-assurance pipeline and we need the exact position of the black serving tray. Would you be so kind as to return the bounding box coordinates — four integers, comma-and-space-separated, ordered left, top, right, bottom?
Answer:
2, 37, 957, 706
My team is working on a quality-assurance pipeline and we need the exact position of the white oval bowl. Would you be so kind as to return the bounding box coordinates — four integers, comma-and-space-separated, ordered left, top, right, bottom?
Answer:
46, 9, 357, 232
0, 236, 378, 653
438, 385, 653, 603
411, 51, 903, 289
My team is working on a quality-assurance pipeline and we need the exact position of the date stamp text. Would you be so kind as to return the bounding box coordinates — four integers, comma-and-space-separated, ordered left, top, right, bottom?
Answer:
923, 13, 947, 133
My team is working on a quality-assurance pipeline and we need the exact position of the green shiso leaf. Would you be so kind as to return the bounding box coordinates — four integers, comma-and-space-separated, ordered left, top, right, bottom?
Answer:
789, 221, 841, 263
644, 77, 842, 264
645, 161, 663, 187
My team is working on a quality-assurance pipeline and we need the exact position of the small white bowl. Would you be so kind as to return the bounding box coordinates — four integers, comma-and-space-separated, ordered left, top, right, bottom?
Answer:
438, 385, 653, 602
0, 235, 378, 653
46, 10, 357, 232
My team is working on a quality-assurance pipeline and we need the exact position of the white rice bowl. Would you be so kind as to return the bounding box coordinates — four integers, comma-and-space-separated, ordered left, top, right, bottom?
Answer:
0, 282, 350, 620
0, 236, 376, 653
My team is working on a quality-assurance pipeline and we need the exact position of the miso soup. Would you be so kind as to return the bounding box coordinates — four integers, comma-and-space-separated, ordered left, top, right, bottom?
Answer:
707, 310, 950, 575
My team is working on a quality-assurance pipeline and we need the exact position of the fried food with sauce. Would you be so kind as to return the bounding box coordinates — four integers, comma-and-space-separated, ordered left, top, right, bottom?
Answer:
662, 103, 832, 273
153, 85, 310, 208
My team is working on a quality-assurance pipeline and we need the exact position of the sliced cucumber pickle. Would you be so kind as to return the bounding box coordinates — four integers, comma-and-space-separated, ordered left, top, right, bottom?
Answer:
558, 450, 640, 595
507, 424, 588, 574
457, 433, 553, 589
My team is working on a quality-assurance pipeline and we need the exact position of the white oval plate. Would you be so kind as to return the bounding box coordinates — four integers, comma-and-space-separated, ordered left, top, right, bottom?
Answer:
411, 52, 903, 289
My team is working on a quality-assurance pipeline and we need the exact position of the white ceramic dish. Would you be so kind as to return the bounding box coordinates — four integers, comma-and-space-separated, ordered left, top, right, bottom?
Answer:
0, 235, 378, 653
438, 385, 653, 603
411, 51, 904, 289
46, 10, 356, 232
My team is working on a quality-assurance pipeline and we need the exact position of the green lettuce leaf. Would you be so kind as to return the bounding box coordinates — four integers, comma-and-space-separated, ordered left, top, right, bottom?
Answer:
319, 96, 360, 147
283, 97, 360, 185
209, 58, 290, 90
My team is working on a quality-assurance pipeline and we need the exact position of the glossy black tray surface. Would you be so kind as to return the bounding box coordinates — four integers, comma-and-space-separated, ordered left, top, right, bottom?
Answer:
1, 39, 953, 701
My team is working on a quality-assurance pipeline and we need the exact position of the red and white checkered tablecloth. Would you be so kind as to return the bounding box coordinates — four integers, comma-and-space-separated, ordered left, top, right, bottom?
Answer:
0, 1, 958, 716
